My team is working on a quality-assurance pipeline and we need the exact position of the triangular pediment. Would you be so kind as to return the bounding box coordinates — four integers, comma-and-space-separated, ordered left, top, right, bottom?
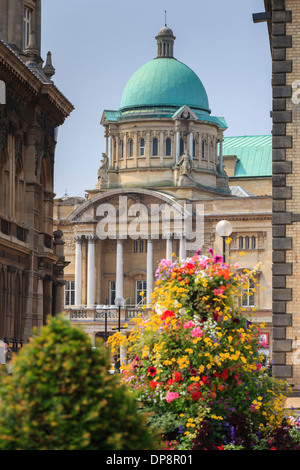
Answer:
172, 105, 197, 121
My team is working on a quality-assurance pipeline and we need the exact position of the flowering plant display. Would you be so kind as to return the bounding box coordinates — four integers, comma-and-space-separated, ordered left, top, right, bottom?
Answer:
107, 249, 300, 450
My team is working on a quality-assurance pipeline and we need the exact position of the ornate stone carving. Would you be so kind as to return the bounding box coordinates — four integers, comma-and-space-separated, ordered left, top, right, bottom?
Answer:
97, 153, 109, 186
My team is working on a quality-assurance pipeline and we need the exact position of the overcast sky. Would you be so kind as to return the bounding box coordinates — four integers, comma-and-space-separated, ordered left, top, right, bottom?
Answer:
41, 0, 271, 198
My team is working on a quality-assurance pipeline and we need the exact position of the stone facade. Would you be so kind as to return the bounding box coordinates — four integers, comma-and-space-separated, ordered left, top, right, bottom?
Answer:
53, 24, 274, 356
263, 0, 300, 389
0, 0, 73, 343
54, 190, 272, 350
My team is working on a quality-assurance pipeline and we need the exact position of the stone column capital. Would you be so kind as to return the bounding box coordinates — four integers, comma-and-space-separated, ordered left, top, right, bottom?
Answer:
85, 234, 97, 241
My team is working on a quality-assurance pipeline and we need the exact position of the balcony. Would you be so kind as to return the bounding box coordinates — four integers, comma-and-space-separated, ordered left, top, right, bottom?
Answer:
64, 305, 148, 325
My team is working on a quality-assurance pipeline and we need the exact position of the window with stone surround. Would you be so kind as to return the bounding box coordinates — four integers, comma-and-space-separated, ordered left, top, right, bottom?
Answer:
239, 235, 257, 250
139, 138, 145, 156
120, 140, 124, 159
109, 280, 116, 305
202, 141, 206, 159
166, 138, 172, 156
193, 139, 196, 158
65, 280, 75, 306
241, 278, 255, 307
152, 138, 158, 156
23, 6, 32, 49
136, 280, 147, 305
128, 139, 133, 157
180, 138, 184, 156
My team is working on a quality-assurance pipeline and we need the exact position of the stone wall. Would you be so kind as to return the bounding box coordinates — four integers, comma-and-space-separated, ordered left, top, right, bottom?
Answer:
269, 0, 300, 388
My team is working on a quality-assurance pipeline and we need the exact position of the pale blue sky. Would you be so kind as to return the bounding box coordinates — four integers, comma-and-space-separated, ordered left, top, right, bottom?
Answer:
41, 0, 271, 198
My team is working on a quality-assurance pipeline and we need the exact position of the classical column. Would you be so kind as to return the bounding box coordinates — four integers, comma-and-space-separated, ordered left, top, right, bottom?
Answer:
146, 238, 154, 304
189, 131, 194, 159
166, 235, 173, 261
176, 130, 180, 162
179, 236, 186, 260
86, 235, 96, 308
108, 135, 113, 167
219, 139, 223, 173
74, 235, 82, 307
116, 238, 124, 300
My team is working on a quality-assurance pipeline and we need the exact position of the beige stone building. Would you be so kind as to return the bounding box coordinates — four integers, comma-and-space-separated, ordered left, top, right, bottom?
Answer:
54, 26, 273, 361
0, 0, 73, 345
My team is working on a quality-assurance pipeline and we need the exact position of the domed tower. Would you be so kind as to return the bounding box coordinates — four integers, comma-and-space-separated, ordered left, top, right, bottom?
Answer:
99, 26, 229, 198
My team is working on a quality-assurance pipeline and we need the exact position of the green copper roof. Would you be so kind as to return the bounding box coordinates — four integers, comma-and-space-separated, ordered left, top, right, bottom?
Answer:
222, 135, 272, 178
120, 58, 210, 113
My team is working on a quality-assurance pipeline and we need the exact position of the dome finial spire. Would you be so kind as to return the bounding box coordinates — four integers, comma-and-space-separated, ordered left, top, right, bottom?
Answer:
155, 23, 176, 58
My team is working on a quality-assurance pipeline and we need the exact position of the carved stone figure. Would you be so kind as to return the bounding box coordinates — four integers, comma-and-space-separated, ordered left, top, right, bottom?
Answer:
177, 151, 192, 176
97, 153, 109, 182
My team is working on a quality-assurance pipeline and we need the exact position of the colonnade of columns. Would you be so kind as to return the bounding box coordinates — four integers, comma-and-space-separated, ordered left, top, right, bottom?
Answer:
73, 233, 187, 308
106, 122, 197, 167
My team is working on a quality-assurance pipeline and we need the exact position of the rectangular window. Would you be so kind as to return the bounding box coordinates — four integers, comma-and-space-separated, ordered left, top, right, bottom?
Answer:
201, 141, 206, 159
239, 236, 244, 250
23, 7, 31, 49
180, 138, 184, 156
139, 138, 145, 156
65, 280, 75, 306
129, 139, 133, 157
152, 138, 158, 156
109, 280, 116, 305
241, 278, 255, 307
166, 138, 172, 156
136, 280, 147, 305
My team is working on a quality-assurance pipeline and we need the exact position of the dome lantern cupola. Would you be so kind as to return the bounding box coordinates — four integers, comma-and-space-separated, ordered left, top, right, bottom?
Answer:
155, 25, 176, 58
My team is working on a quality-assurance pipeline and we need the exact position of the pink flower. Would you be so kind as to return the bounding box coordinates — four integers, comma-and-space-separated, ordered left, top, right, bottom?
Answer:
183, 320, 195, 329
190, 327, 203, 338
166, 391, 179, 403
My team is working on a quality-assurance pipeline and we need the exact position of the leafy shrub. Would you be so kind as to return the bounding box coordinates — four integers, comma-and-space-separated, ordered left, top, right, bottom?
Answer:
0, 316, 157, 450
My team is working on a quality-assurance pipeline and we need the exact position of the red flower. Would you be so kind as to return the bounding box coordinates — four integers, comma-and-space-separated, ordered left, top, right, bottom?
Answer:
174, 372, 182, 382
161, 310, 175, 321
191, 391, 201, 401
149, 380, 158, 389
221, 369, 228, 380
147, 366, 157, 376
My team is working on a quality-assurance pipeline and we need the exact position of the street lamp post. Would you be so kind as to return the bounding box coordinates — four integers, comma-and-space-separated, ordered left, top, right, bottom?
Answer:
95, 304, 109, 345
216, 220, 233, 263
114, 296, 124, 372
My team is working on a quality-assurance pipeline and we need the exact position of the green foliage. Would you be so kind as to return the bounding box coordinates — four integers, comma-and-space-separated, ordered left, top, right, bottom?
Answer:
0, 316, 157, 450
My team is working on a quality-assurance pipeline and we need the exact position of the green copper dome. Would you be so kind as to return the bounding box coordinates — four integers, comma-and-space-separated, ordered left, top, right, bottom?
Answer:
119, 57, 210, 113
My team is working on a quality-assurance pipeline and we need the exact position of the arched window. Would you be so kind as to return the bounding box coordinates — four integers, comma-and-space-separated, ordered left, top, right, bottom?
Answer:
252, 236, 256, 249
139, 138, 145, 156
193, 139, 196, 159
128, 139, 133, 157
166, 138, 172, 156
180, 138, 184, 156
152, 138, 158, 156
202, 141, 206, 159
120, 140, 124, 159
